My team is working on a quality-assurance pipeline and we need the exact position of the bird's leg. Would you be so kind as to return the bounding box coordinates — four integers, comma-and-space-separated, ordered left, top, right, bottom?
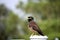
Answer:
31, 32, 34, 36
31, 31, 36, 36
34, 31, 36, 35
34, 32, 36, 35
34, 32, 35, 35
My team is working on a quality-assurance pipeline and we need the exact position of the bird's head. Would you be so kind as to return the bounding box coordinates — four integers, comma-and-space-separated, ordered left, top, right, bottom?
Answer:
28, 16, 34, 22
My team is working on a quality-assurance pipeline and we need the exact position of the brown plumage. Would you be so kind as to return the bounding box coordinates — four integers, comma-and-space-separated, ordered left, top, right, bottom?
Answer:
28, 16, 44, 36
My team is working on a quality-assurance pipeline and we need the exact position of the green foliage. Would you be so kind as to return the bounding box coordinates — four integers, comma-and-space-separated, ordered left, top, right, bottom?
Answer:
38, 19, 60, 40
0, 4, 8, 17
5, 11, 19, 37
17, 0, 60, 19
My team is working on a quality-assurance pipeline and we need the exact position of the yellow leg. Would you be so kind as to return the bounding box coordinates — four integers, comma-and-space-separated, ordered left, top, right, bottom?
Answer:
31, 32, 34, 36
34, 32, 36, 35
31, 32, 36, 36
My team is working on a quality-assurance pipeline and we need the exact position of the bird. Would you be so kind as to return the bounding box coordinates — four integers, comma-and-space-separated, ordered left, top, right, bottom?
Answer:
28, 16, 44, 36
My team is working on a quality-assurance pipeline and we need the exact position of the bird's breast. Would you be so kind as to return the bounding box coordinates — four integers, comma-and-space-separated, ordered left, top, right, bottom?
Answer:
29, 23, 34, 27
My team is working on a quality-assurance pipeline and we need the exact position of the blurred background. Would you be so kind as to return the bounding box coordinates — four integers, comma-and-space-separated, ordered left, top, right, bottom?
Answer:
0, 0, 60, 40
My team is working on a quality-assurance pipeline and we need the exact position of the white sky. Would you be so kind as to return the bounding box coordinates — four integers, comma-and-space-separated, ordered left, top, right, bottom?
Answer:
0, 0, 28, 18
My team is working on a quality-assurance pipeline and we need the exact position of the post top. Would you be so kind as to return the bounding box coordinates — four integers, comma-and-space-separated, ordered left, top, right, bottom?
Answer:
30, 35, 48, 38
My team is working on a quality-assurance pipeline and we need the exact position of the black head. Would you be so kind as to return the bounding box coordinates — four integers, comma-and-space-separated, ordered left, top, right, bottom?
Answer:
28, 16, 34, 22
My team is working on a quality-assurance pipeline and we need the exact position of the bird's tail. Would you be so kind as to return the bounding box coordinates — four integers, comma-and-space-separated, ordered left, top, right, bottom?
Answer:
37, 30, 44, 36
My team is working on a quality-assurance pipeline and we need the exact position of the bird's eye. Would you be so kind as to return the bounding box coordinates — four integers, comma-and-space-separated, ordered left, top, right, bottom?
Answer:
28, 17, 31, 18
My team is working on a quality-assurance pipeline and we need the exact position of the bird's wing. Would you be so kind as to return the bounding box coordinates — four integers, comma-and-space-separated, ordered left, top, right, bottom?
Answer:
31, 21, 44, 36
30, 21, 40, 31
32, 24, 41, 32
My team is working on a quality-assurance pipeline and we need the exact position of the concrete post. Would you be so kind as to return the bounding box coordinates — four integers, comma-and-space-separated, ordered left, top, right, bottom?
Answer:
30, 35, 48, 40
55, 37, 59, 40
